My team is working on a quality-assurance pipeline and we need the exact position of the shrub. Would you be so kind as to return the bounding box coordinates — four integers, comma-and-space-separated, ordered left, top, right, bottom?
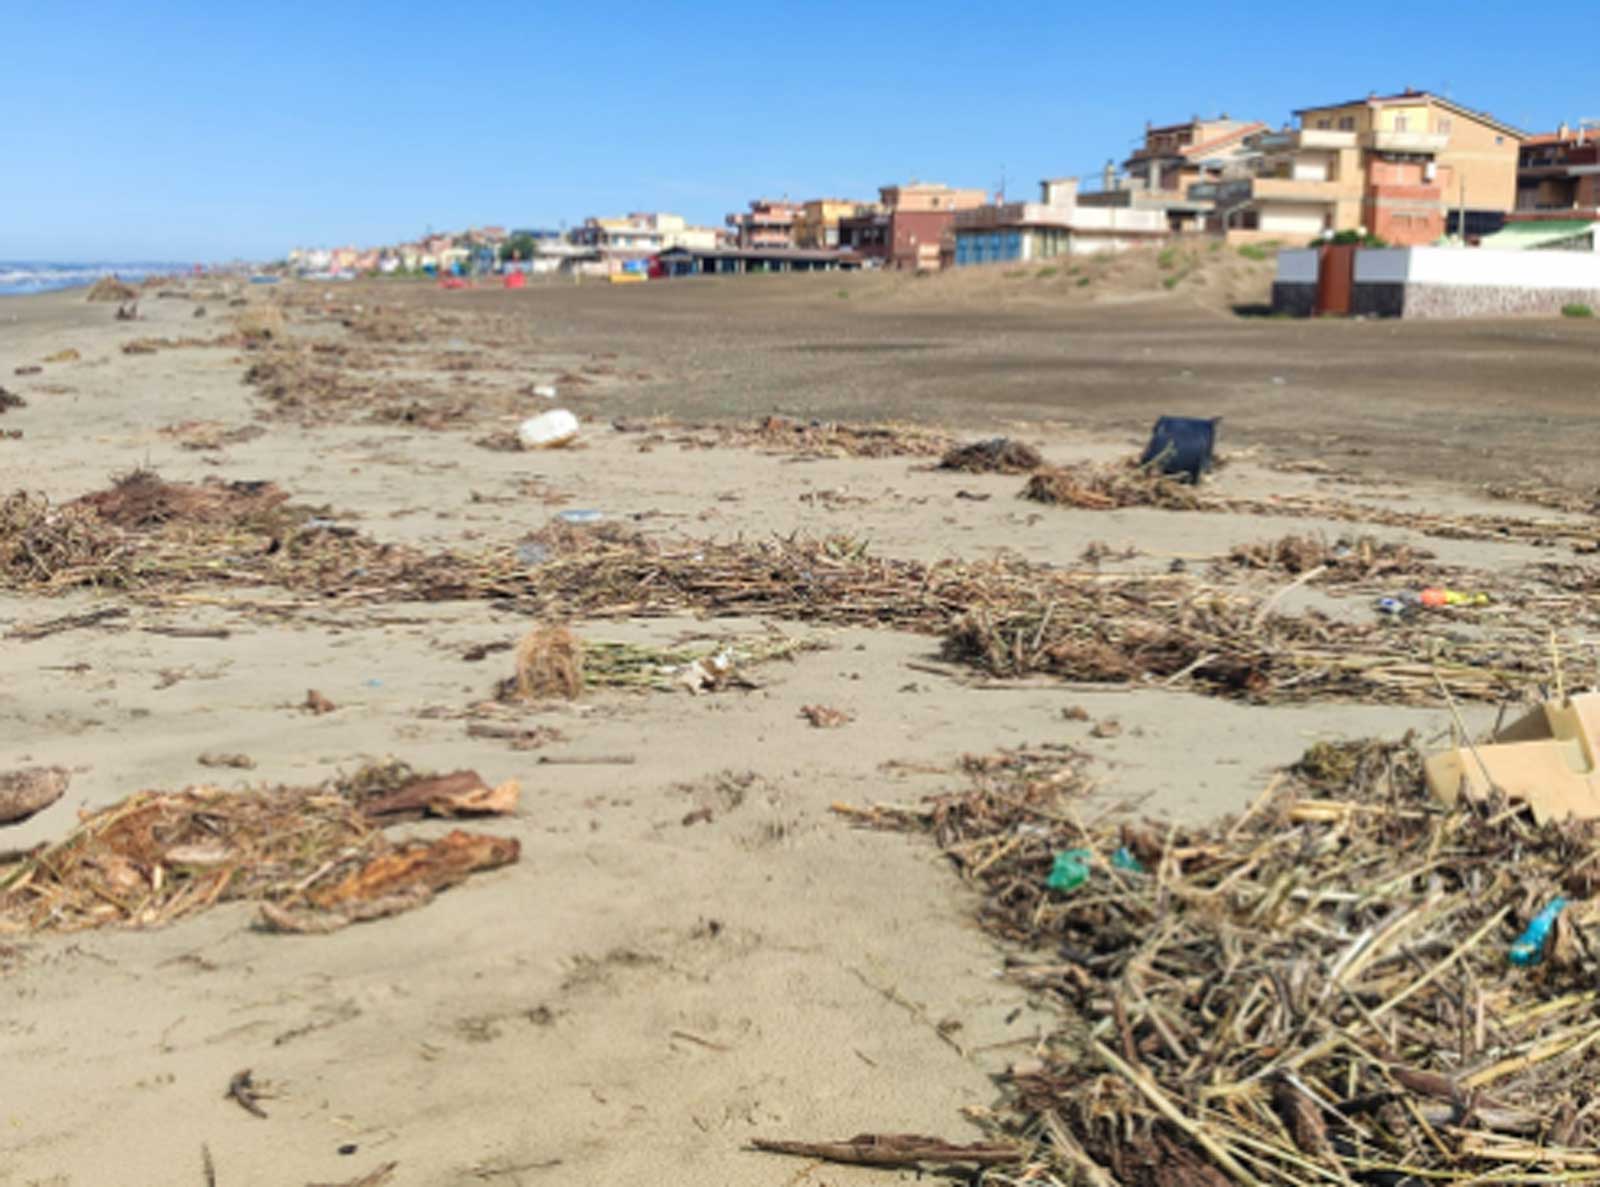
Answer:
1035, 266, 1059, 279
1076, 276, 1091, 287
1310, 230, 1387, 248
1157, 247, 1179, 270
1237, 244, 1272, 261
1562, 303, 1594, 318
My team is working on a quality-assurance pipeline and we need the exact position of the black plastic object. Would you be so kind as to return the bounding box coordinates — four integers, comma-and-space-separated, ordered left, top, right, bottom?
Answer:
1139, 416, 1219, 482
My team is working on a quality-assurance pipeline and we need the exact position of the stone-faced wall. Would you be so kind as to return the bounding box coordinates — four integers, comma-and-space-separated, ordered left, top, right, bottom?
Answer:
1270, 282, 1316, 316
1398, 284, 1600, 318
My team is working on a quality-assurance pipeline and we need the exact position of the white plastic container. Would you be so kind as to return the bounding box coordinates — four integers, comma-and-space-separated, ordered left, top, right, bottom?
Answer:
517, 409, 580, 449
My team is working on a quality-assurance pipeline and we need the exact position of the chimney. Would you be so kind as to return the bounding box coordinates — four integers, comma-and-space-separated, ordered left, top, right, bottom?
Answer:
1560, 121, 1571, 140
1104, 159, 1116, 191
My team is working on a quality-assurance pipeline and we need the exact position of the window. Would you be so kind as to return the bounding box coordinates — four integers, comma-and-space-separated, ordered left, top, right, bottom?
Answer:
1438, 117, 1453, 135
1394, 114, 1410, 132
1496, 135, 1505, 145
1316, 119, 1330, 129
1338, 116, 1354, 131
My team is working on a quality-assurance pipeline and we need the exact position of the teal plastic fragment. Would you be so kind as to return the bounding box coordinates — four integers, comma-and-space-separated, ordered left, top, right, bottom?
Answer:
1510, 897, 1567, 967
1112, 846, 1144, 873
1047, 848, 1093, 893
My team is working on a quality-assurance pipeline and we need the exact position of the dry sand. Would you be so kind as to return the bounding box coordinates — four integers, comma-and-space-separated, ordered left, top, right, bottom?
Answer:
0, 269, 1585, 1184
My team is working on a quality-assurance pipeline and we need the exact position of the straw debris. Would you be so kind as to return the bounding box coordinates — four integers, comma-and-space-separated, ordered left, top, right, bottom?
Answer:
511, 626, 585, 700
1023, 463, 1205, 510
840, 736, 1600, 1183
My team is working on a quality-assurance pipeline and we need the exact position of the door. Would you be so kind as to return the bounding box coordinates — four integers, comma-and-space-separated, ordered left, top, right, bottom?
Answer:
1314, 244, 1355, 315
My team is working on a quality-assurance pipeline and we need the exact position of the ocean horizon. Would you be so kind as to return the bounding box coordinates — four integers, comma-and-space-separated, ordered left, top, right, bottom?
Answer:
0, 261, 197, 297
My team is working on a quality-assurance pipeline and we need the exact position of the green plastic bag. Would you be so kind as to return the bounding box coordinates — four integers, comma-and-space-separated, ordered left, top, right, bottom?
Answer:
1046, 848, 1093, 892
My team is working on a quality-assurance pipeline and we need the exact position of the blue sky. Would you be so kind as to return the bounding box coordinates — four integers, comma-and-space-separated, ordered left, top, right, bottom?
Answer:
0, 0, 1568, 262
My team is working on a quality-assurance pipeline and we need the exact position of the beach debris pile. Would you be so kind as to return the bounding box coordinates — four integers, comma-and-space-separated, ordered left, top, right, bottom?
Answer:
85, 276, 138, 303
825, 736, 1600, 1184
495, 626, 823, 700
1023, 462, 1206, 511
938, 437, 1045, 474
0, 763, 519, 935
3, 475, 1594, 706
614, 416, 953, 459
1223, 532, 1433, 581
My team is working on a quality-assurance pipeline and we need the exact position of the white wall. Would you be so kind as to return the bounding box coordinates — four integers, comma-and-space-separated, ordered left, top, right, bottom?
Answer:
1276, 248, 1318, 283
1258, 205, 1324, 237
1068, 206, 1166, 232
1355, 247, 1600, 289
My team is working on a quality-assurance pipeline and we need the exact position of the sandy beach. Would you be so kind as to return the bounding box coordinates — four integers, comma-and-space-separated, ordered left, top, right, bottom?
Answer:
2, 267, 1596, 1185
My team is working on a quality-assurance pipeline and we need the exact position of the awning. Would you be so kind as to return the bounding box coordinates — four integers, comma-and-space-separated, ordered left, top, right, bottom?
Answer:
1479, 220, 1598, 250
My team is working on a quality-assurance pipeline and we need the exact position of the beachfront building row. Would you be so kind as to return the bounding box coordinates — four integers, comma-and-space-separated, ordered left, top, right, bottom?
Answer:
1083, 92, 1531, 248
952, 178, 1166, 265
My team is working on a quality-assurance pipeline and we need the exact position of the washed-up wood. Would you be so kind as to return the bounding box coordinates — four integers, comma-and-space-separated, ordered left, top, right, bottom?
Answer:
306, 1161, 397, 1187
751, 1133, 1020, 1168
358, 771, 519, 820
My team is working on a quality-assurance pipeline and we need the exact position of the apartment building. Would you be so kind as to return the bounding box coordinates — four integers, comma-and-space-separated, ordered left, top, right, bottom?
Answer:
725, 200, 802, 250
791, 199, 875, 249
1511, 124, 1600, 222
1203, 91, 1523, 245
839, 183, 986, 269
1081, 116, 1266, 231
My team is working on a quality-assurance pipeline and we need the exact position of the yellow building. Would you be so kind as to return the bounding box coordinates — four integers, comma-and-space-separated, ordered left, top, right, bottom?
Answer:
1295, 90, 1524, 236
792, 199, 875, 249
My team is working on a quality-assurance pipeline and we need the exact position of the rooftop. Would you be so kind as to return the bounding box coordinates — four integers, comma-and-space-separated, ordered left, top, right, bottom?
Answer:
1294, 90, 1526, 139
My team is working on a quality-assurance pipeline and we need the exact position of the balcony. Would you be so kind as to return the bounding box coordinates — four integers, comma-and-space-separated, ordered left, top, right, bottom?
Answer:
1363, 129, 1449, 153
1249, 176, 1351, 203
1258, 129, 1357, 152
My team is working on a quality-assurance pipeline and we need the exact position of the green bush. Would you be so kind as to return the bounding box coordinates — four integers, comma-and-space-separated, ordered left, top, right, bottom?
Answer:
836, 289, 849, 299
1562, 303, 1594, 318
1157, 247, 1179, 269
1237, 243, 1272, 261
1076, 275, 1091, 287
1035, 266, 1059, 279
1309, 230, 1387, 248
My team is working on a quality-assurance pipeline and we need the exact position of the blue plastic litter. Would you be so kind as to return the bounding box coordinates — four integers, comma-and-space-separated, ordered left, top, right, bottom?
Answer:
1112, 847, 1144, 873
1139, 416, 1220, 482
1509, 897, 1567, 966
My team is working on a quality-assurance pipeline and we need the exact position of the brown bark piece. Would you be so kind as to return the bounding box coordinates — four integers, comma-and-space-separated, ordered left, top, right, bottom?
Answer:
309, 830, 519, 910
360, 771, 519, 820
751, 1133, 1018, 1168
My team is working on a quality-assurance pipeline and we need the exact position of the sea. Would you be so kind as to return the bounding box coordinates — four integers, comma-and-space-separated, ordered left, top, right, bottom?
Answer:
0, 261, 196, 297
